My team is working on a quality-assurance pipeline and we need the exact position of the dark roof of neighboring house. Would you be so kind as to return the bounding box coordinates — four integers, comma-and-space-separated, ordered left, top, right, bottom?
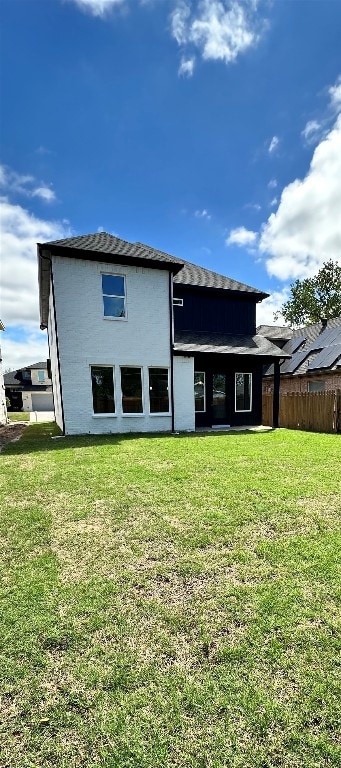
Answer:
0, 320, 4, 331
38, 233, 269, 328
257, 324, 293, 341
174, 331, 289, 357
4, 362, 49, 388
264, 316, 341, 376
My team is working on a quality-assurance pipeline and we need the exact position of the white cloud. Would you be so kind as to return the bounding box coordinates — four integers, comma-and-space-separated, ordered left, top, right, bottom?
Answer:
268, 135, 279, 154
171, 0, 267, 66
270, 196, 277, 207
66, 0, 127, 17
0, 164, 56, 203
226, 226, 258, 246
301, 119, 323, 145
268, 178, 277, 189
2, 332, 49, 374
329, 74, 341, 112
195, 208, 211, 219
0, 197, 69, 330
178, 55, 195, 77
171, 1, 191, 44
260, 114, 341, 280
256, 288, 290, 326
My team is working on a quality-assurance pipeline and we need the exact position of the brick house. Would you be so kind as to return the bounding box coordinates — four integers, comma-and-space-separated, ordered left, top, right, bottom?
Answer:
38, 232, 287, 436
259, 317, 341, 394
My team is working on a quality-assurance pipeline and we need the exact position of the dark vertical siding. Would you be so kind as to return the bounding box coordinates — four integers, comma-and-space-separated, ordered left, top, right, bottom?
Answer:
173, 287, 257, 335
191, 353, 264, 427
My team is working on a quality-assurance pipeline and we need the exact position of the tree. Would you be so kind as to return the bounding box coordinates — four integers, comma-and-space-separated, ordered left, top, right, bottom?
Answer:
274, 260, 341, 327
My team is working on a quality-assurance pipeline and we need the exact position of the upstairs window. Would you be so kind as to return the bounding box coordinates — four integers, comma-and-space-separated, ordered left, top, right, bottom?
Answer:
102, 274, 126, 319
173, 298, 183, 307
149, 368, 169, 413
121, 367, 143, 413
38, 370, 45, 382
235, 373, 252, 412
91, 366, 115, 414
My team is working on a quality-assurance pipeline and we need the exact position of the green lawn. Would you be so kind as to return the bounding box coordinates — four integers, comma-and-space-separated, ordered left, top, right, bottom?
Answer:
7, 411, 30, 422
0, 425, 340, 768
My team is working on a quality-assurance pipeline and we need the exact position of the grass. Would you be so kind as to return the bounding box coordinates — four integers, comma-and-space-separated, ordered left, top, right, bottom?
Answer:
0, 424, 340, 768
7, 411, 30, 422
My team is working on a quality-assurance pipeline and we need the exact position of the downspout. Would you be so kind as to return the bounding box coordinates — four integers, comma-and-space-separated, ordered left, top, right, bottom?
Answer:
169, 272, 175, 432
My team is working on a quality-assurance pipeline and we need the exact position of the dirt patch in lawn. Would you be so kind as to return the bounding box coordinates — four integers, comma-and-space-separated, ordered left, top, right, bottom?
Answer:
0, 422, 28, 451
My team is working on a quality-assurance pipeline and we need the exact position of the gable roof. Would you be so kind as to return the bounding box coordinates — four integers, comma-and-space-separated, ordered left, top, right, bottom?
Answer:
4, 361, 48, 387
256, 324, 293, 341
38, 232, 269, 328
264, 316, 341, 377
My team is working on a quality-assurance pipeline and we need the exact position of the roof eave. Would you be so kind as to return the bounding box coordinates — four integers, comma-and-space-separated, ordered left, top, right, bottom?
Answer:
174, 282, 269, 300
41, 243, 184, 275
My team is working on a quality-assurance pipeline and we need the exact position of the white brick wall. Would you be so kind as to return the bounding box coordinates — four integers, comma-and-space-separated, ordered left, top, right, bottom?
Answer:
51, 256, 177, 435
173, 355, 195, 432
0, 342, 7, 425
48, 280, 63, 429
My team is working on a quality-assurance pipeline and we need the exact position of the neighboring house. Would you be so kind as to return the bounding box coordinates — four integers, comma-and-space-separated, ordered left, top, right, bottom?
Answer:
260, 317, 341, 394
4, 361, 54, 412
0, 320, 7, 425
38, 232, 287, 436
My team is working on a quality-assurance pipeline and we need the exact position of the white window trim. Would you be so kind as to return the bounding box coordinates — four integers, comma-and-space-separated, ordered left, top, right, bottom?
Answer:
90, 364, 116, 417
148, 366, 171, 416
194, 371, 206, 413
101, 273, 127, 321
120, 365, 144, 416
235, 372, 252, 413
173, 297, 183, 307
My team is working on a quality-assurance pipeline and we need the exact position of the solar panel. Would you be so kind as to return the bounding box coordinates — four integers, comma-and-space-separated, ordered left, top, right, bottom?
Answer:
282, 336, 306, 355
280, 349, 311, 374
307, 344, 341, 371
309, 326, 340, 351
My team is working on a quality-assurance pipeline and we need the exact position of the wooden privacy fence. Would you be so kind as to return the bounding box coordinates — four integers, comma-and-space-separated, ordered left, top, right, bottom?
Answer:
262, 390, 341, 433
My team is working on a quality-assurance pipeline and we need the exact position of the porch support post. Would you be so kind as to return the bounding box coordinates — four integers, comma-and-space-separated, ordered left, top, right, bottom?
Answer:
273, 359, 280, 428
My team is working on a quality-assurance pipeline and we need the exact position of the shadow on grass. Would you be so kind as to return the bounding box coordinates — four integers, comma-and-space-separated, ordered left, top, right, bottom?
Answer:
1, 422, 273, 456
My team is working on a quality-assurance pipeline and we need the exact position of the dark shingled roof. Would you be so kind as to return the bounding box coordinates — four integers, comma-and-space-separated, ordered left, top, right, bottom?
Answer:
257, 324, 293, 340
41, 232, 268, 297
264, 316, 341, 376
4, 362, 48, 387
174, 331, 289, 357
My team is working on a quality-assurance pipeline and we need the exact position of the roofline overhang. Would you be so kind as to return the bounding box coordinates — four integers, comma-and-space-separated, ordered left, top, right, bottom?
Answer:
173, 347, 290, 359
173, 282, 269, 301
37, 242, 185, 329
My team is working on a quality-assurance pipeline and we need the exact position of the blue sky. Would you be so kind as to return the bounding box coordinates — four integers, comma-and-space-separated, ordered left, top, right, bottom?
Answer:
1, 0, 341, 370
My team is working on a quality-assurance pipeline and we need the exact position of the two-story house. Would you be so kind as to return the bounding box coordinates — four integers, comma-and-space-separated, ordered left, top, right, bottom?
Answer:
4, 361, 53, 412
0, 320, 7, 425
38, 233, 287, 435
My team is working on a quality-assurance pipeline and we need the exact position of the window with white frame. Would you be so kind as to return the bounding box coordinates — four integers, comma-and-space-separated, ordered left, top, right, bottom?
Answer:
37, 370, 45, 382
235, 372, 252, 412
149, 368, 169, 413
121, 367, 143, 413
173, 297, 183, 307
194, 371, 206, 412
102, 274, 126, 318
91, 366, 115, 414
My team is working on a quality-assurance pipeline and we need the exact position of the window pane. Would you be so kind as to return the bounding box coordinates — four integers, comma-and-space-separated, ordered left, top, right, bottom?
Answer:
194, 371, 205, 412
38, 370, 45, 381
91, 366, 115, 413
308, 380, 325, 392
103, 296, 126, 318
121, 367, 143, 413
212, 373, 226, 419
102, 274, 125, 297
235, 373, 251, 411
149, 368, 169, 413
